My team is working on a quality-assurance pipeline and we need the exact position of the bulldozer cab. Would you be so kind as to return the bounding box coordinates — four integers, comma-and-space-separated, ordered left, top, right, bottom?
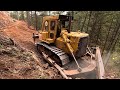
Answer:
58, 15, 73, 33
40, 15, 73, 44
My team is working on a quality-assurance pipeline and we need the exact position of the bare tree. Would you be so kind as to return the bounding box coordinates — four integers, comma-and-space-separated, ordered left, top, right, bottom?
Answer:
80, 11, 88, 32
26, 11, 30, 28
16, 11, 19, 20
20, 11, 24, 20
49, 11, 50, 15
108, 18, 120, 51
102, 17, 114, 55
35, 11, 38, 30
86, 11, 92, 32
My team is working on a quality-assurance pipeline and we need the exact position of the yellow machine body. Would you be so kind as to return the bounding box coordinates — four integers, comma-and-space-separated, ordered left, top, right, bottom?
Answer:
32, 15, 103, 79
38, 15, 89, 57
55, 31, 89, 55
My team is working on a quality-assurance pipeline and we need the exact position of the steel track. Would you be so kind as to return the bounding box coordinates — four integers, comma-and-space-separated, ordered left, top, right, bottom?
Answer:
36, 42, 70, 66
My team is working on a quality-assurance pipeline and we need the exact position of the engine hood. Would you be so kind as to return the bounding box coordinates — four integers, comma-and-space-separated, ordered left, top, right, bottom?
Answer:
68, 32, 89, 38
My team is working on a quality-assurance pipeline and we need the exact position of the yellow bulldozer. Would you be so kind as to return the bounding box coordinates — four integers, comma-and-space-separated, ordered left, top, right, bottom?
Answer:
33, 15, 105, 79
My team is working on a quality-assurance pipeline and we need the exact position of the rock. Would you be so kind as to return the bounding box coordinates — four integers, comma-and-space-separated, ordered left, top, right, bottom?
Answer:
43, 63, 49, 69
6, 47, 12, 51
0, 34, 14, 46
1, 48, 12, 54
0, 46, 19, 56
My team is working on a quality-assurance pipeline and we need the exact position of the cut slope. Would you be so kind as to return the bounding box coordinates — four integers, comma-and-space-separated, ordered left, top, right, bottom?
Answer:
0, 11, 62, 79
4, 20, 37, 51
0, 11, 13, 30
0, 31, 62, 79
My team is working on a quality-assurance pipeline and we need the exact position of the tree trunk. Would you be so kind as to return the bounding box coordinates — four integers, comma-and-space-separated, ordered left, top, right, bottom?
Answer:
35, 11, 38, 30
96, 21, 102, 45
104, 20, 120, 67
80, 11, 88, 32
102, 18, 114, 55
86, 11, 92, 32
49, 11, 50, 15
26, 11, 31, 28
108, 20, 120, 51
78, 16, 81, 30
16, 11, 19, 20
21, 11, 24, 20
104, 30, 120, 67
111, 31, 120, 52
71, 11, 74, 31
89, 12, 99, 44
30, 11, 32, 26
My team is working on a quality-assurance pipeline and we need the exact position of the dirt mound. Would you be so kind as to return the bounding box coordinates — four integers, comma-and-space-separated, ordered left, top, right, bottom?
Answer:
0, 11, 13, 30
4, 20, 37, 51
0, 32, 62, 79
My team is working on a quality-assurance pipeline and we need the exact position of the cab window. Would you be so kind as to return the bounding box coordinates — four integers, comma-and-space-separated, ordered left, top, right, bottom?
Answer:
50, 21, 56, 30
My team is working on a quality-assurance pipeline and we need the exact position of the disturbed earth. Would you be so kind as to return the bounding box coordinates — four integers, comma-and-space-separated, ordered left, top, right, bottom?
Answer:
0, 11, 117, 79
0, 11, 62, 79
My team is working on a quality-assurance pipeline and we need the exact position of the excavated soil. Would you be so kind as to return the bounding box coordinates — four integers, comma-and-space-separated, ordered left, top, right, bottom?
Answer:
0, 11, 13, 30
0, 11, 62, 79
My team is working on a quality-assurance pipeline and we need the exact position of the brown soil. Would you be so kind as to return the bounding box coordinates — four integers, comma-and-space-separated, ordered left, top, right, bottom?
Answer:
4, 20, 36, 51
0, 11, 62, 79
0, 11, 13, 30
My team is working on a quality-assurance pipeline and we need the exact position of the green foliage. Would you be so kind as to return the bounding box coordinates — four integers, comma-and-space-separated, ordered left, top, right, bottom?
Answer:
69, 11, 120, 53
37, 16, 42, 30
10, 11, 18, 20
19, 11, 25, 20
